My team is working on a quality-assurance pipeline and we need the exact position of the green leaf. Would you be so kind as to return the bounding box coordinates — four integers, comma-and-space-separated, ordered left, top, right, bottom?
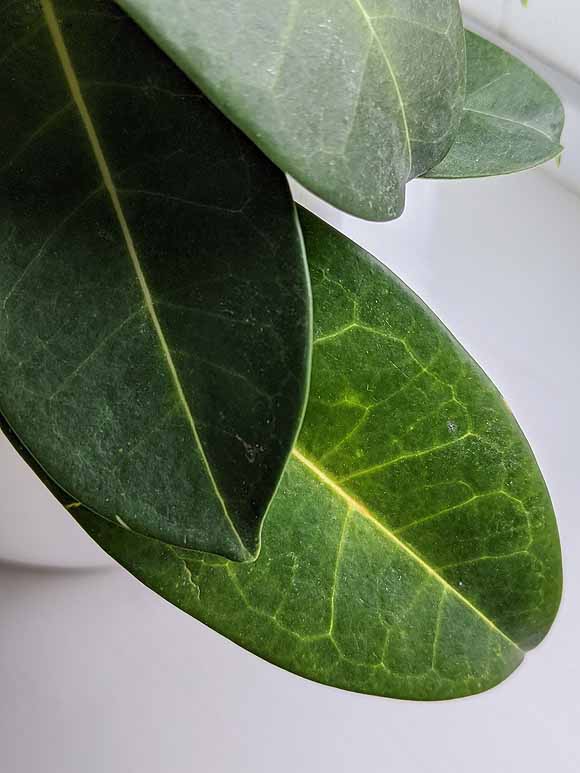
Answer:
116, 0, 466, 221
425, 30, 564, 178
0, 0, 312, 561
68, 210, 562, 700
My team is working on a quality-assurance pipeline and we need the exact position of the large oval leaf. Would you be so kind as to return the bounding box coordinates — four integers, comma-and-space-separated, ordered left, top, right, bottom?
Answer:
425, 30, 564, 178
116, 0, 466, 221
0, 0, 311, 561
68, 210, 562, 700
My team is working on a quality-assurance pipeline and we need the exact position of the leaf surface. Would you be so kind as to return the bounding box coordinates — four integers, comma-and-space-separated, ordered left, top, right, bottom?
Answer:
0, 0, 311, 561
425, 30, 564, 178
116, 0, 465, 221
69, 210, 562, 700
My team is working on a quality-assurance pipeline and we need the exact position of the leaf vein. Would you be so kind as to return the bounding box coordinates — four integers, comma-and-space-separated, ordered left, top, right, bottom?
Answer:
350, 0, 412, 177
40, 0, 247, 557
292, 448, 522, 654
464, 107, 555, 143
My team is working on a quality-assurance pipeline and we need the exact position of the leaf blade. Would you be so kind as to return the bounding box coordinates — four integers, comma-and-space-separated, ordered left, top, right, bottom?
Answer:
68, 210, 561, 699
0, 0, 312, 560
425, 30, 564, 178
116, 0, 466, 220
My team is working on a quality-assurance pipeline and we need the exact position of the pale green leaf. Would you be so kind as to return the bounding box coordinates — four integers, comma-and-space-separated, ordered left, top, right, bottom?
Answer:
116, 0, 466, 221
425, 30, 564, 178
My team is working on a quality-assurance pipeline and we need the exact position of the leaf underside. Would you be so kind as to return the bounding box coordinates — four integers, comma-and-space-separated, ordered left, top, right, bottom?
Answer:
68, 210, 562, 701
117, 0, 465, 221
0, 0, 311, 561
425, 30, 564, 178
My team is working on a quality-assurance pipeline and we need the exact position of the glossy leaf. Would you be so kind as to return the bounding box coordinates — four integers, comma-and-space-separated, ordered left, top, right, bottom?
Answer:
425, 30, 564, 178
116, 0, 466, 221
0, 0, 312, 561
69, 210, 562, 700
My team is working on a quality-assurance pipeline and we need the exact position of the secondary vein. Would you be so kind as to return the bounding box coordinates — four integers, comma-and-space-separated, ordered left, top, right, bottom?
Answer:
292, 447, 523, 654
40, 0, 246, 556
464, 106, 555, 143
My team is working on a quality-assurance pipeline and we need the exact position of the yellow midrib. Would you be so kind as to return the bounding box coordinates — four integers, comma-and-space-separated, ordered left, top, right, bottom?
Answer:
40, 0, 246, 556
291, 447, 522, 654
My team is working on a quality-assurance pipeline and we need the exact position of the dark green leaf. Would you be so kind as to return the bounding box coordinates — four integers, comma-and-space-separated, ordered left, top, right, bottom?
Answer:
70, 210, 562, 700
0, 0, 311, 561
425, 30, 564, 178
116, 0, 466, 221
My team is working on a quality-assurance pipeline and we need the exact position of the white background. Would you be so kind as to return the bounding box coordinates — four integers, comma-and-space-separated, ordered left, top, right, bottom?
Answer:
2, 5, 579, 772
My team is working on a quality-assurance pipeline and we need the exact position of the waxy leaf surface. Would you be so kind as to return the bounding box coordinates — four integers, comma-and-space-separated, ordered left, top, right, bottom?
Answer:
117, 0, 465, 221
0, 0, 311, 561
71, 210, 562, 700
425, 31, 564, 178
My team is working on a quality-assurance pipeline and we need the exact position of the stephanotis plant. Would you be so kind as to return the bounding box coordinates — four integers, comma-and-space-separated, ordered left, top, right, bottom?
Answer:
1, 0, 565, 700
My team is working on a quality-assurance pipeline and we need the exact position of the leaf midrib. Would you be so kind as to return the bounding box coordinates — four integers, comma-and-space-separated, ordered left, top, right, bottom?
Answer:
350, 0, 412, 178
40, 0, 247, 556
291, 447, 522, 654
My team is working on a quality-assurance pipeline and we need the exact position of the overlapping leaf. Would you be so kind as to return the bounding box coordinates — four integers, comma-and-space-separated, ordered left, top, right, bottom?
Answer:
425, 31, 564, 178
0, 0, 311, 561
117, 0, 466, 221
67, 211, 562, 700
